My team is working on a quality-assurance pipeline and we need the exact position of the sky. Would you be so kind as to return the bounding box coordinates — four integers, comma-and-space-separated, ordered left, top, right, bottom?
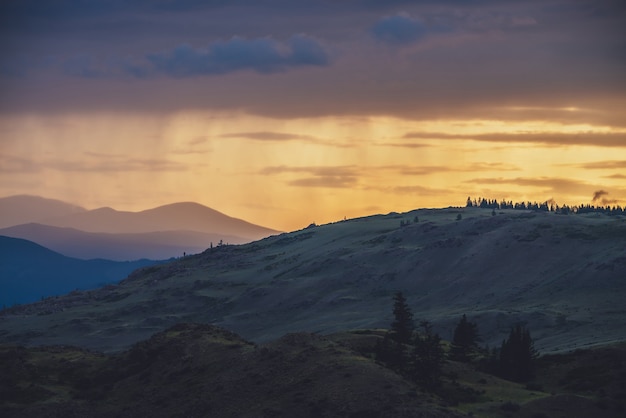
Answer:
1, 0, 625, 231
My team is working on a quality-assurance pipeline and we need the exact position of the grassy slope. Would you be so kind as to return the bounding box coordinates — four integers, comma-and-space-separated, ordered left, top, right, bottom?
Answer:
1, 326, 624, 418
1, 208, 624, 354
0, 324, 461, 418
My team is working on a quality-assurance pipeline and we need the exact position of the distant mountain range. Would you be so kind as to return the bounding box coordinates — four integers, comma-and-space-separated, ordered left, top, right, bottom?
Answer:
0, 223, 242, 261
0, 195, 86, 229
0, 195, 279, 260
0, 236, 158, 307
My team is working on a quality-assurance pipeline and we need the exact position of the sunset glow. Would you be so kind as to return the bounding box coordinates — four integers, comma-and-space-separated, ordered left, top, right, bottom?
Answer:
1, 1, 625, 231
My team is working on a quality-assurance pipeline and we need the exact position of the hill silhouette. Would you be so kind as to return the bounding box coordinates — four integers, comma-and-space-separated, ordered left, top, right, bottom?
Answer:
2, 207, 624, 354
40, 201, 279, 238
1, 323, 624, 417
0, 236, 158, 306
0, 323, 466, 417
0, 223, 243, 261
0, 195, 279, 259
0, 195, 86, 229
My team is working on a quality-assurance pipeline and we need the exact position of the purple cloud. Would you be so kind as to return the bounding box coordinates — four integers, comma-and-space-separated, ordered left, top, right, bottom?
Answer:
371, 12, 427, 45
146, 34, 329, 77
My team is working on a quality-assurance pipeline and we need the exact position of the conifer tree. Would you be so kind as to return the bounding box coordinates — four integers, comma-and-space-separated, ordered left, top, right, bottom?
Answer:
411, 321, 445, 388
498, 325, 538, 382
450, 314, 480, 362
390, 292, 414, 344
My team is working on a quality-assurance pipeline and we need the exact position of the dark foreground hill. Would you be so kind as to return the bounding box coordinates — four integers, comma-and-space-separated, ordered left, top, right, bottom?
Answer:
1, 207, 624, 353
0, 236, 158, 306
1, 324, 624, 418
0, 324, 462, 418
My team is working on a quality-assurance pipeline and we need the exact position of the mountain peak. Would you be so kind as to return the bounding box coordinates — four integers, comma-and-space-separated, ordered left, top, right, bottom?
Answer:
0, 195, 86, 229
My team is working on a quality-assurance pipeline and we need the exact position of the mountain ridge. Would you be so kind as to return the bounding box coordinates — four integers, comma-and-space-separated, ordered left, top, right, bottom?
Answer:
0, 223, 248, 261
0, 195, 279, 235
0, 195, 86, 229
37, 201, 278, 237
0, 196, 280, 252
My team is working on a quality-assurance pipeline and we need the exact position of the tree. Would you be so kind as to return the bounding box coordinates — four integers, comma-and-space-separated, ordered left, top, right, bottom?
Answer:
411, 321, 445, 388
390, 292, 414, 344
498, 325, 538, 382
375, 292, 414, 371
449, 314, 480, 362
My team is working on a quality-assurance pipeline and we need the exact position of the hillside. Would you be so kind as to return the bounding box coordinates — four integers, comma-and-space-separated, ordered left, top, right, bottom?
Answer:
0, 323, 462, 418
1, 324, 624, 418
1, 207, 624, 354
0, 236, 158, 306
0, 223, 244, 261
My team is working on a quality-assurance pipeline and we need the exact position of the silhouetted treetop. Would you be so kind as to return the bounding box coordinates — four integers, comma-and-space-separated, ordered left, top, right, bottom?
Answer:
464, 197, 623, 216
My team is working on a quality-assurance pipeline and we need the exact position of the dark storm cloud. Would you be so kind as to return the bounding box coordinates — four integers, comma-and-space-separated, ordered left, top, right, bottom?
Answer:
371, 12, 428, 44
0, 0, 229, 19
1, 0, 625, 122
145, 35, 329, 76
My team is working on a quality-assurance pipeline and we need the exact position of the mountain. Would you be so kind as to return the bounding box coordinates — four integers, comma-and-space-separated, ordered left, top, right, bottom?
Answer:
41, 202, 279, 239
1, 207, 624, 354
0, 195, 86, 229
0, 223, 248, 261
0, 195, 279, 259
0, 236, 159, 306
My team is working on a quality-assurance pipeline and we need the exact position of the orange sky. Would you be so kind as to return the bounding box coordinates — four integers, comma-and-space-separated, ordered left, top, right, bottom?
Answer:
1, 1, 625, 231
3, 111, 625, 231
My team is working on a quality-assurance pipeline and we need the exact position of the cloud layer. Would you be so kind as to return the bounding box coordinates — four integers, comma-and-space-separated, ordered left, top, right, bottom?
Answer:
145, 35, 329, 77
1, 0, 625, 230
371, 12, 428, 44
